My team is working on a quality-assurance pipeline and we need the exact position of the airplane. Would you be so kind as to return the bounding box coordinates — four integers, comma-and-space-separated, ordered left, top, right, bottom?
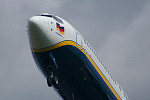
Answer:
28, 13, 129, 100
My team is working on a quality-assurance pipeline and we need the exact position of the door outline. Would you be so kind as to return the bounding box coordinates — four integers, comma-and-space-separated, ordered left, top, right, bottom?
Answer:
76, 32, 82, 50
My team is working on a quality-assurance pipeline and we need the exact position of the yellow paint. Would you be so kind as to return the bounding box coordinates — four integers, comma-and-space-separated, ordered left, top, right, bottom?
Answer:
57, 28, 64, 35
31, 40, 121, 100
60, 31, 64, 35
56, 28, 60, 31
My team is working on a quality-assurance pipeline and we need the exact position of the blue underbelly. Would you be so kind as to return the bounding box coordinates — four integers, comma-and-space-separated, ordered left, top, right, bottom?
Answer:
32, 45, 117, 100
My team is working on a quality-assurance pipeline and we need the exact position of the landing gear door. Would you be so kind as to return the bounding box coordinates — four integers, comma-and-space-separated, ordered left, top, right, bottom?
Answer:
76, 32, 82, 49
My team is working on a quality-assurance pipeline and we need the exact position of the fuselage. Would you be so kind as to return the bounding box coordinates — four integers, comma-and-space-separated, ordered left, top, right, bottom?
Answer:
28, 13, 128, 100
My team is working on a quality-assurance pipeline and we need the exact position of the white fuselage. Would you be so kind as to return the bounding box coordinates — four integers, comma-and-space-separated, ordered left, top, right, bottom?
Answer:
28, 13, 128, 100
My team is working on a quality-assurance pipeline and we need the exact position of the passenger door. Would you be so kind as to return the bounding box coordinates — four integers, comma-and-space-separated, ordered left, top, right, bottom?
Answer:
76, 32, 82, 49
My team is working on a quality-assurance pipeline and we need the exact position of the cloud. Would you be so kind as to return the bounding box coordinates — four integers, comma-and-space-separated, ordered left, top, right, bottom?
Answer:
0, 0, 150, 100
0, 0, 63, 100
99, 1, 150, 99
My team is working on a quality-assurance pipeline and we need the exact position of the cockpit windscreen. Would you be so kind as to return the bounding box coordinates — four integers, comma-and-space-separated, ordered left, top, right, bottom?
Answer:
40, 13, 63, 24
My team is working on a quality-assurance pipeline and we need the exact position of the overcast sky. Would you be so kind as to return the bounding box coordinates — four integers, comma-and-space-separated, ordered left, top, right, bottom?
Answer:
0, 0, 150, 100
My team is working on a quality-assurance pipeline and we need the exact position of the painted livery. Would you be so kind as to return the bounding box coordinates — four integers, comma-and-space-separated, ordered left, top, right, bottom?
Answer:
28, 13, 128, 100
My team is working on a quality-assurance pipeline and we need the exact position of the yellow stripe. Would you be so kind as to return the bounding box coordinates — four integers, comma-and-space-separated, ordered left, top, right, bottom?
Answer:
57, 28, 65, 35
57, 28, 60, 31
32, 41, 76, 52
60, 31, 64, 35
85, 53, 121, 100
31, 41, 121, 99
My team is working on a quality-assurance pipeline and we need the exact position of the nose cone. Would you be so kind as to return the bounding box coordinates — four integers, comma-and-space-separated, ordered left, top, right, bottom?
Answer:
28, 16, 52, 49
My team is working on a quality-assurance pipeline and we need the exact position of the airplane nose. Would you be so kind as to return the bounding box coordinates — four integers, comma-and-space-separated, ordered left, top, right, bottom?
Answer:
28, 16, 52, 49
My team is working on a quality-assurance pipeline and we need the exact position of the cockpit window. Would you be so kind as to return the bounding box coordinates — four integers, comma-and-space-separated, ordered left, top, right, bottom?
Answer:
53, 16, 63, 24
40, 14, 52, 18
39, 13, 63, 24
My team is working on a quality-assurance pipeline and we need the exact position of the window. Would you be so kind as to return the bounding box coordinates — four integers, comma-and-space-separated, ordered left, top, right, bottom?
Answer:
84, 39, 87, 44
119, 86, 122, 91
53, 16, 63, 24
39, 13, 63, 24
40, 14, 52, 18
115, 80, 117, 85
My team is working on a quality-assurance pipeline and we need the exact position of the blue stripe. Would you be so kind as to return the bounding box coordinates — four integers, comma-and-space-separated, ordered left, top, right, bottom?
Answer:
70, 45, 118, 99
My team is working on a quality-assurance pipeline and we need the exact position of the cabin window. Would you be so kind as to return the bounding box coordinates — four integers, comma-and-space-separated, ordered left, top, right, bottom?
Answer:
115, 80, 117, 85
84, 39, 86, 44
119, 86, 122, 91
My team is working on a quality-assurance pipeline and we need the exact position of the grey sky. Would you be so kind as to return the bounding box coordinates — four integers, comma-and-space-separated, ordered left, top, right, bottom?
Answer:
0, 0, 150, 100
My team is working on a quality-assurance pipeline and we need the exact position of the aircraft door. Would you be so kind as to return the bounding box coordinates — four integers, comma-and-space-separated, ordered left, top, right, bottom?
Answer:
76, 32, 82, 49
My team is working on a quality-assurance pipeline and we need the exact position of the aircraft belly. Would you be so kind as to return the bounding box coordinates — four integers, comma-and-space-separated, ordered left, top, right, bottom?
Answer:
33, 45, 110, 100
